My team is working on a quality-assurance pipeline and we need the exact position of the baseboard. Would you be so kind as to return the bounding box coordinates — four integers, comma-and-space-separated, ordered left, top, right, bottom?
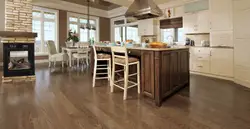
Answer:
234, 79, 250, 89
35, 59, 49, 64
190, 71, 234, 81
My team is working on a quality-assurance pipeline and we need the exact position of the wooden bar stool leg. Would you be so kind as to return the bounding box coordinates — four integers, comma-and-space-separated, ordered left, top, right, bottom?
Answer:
137, 62, 141, 94
92, 60, 97, 87
123, 65, 129, 100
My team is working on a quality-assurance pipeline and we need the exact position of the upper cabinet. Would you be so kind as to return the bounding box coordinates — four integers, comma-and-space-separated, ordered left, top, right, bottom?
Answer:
183, 13, 197, 34
210, 0, 233, 31
138, 19, 158, 36
183, 10, 210, 34
233, 0, 250, 39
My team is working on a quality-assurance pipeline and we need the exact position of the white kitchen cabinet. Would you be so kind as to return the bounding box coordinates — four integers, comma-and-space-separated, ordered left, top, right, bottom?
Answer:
210, 31, 233, 47
210, 48, 234, 77
190, 47, 211, 73
138, 19, 158, 36
197, 10, 210, 33
183, 13, 197, 34
183, 10, 210, 34
233, 0, 250, 39
210, 0, 233, 31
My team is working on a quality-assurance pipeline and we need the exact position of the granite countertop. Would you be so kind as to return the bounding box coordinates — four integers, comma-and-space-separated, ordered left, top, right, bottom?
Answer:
94, 44, 189, 51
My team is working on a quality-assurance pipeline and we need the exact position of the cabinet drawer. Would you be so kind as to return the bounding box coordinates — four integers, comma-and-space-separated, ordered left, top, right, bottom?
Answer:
190, 47, 211, 55
192, 60, 210, 73
193, 54, 210, 61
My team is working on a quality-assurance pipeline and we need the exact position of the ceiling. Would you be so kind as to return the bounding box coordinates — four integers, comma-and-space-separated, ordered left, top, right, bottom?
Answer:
62, 0, 121, 10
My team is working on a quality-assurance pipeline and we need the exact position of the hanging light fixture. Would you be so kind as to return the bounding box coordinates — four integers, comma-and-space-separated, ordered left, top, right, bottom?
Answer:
80, 0, 96, 30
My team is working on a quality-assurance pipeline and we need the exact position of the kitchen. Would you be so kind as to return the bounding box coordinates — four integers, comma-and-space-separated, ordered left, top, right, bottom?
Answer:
110, 0, 250, 89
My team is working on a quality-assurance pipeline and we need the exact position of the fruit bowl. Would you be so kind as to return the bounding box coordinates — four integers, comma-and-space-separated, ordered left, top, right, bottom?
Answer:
149, 42, 167, 48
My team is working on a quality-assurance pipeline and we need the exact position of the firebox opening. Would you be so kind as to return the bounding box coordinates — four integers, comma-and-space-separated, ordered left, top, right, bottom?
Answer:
8, 51, 31, 70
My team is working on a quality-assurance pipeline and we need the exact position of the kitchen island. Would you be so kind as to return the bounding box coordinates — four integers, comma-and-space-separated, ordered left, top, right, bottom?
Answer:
92, 44, 190, 106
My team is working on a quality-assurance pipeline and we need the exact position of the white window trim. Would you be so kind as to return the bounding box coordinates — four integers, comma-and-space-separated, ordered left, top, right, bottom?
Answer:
110, 16, 139, 42
67, 12, 100, 42
33, 6, 59, 54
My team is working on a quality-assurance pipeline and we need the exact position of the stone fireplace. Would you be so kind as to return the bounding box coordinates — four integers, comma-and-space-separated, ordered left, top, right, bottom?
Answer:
0, 31, 37, 80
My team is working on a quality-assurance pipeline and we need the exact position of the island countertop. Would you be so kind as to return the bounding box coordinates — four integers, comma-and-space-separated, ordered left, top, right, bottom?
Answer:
94, 43, 189, 51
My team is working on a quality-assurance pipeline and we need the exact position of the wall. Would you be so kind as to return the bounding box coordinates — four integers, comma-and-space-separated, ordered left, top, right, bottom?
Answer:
5, 0, 32, 32
99, 17, 111, 41
0, 0, 5, 63
59, 10, 68, 50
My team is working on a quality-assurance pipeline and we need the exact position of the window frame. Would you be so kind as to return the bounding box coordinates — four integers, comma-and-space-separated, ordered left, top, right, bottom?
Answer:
67, 12, 100, 42
32, 6, 59, 56
111, 16, 139, 42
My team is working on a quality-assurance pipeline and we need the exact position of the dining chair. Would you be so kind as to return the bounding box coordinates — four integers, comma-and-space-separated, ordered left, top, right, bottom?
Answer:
47, 40, 69, 68
72, 47, 89, 67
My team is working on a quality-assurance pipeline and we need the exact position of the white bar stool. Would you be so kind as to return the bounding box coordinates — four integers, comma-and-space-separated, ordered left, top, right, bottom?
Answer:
111, 46, 140, 100
92, 45, 111, 87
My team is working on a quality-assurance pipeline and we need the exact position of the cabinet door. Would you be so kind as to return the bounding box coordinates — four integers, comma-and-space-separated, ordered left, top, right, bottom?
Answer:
183, 13, 197, 34
197, 10, 210, 33
234, 38, 250, 87
233, 0, 250, 39
210, 48, 234, 77
210, 31, 233, 47
210, 0, 233, 31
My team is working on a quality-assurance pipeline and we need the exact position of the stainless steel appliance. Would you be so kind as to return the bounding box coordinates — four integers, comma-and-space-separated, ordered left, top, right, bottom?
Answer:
125, 0, 163, 20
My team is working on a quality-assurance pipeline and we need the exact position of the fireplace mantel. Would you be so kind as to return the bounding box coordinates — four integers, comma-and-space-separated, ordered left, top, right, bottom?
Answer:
0, 31, 37, 38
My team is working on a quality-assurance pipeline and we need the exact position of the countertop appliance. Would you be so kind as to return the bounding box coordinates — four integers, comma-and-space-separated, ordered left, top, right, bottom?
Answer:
201, 40, 210, 47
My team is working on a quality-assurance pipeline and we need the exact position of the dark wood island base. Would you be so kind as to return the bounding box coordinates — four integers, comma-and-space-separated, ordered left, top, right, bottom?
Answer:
91, 45, 190, 106
141, 49, 189, 106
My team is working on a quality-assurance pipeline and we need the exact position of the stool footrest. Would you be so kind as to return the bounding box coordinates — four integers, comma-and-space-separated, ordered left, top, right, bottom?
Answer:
97, 68, 108, 70
96, 72, 108, 75
96, 77, 109, 80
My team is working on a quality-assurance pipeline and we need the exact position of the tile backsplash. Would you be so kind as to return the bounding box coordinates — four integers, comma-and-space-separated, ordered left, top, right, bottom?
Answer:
186, 34, 210, 46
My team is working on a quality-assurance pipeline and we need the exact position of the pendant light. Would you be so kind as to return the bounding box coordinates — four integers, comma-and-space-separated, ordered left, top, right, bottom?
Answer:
80, 0, 96, 30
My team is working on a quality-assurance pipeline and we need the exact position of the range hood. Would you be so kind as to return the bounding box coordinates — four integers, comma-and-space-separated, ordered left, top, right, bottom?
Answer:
125, 0, 163, 20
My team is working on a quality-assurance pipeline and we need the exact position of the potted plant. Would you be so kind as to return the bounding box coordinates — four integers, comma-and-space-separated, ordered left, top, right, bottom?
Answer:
66, 30, 79, 46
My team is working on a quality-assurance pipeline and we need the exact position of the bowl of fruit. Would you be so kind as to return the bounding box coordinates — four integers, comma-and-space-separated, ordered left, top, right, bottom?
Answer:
149, 42, 168, 48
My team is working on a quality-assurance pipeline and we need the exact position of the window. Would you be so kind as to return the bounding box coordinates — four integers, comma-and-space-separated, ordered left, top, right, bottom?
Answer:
112, 17, 139, 43
68, 13, 99, 42
161, 28, 184, 43
32, 7, 58, 54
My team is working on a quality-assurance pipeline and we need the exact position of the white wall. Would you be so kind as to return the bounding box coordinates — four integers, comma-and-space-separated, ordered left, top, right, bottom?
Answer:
0, 0, 5, 31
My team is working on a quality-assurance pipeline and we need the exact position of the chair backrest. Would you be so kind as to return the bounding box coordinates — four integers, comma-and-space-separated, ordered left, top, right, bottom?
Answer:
111, 46, 128, 64
77, 47, 89, 56
46, 40, 57, 55
78, 42, 89, 48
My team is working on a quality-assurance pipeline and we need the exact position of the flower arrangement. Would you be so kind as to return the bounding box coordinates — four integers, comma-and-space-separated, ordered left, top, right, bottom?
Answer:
66, 30, 79, 45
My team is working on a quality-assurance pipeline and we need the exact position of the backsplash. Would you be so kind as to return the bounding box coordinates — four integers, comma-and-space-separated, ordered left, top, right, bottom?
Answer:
186, 34, 209, 46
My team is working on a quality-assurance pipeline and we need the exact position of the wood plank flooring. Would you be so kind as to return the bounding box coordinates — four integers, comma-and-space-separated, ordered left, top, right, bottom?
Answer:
1, 66, 250, 129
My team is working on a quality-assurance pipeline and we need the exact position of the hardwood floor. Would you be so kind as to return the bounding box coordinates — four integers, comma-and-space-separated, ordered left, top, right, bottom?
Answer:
1, 66, 250, 129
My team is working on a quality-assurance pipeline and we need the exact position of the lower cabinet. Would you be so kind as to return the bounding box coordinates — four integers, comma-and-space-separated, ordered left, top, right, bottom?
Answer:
210, 48, 234, 77
190, 47, 234, 78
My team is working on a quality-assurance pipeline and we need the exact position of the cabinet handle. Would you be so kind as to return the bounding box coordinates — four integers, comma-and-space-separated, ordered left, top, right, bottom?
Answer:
197, 66, 203, 68
198, 57, 202, 59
